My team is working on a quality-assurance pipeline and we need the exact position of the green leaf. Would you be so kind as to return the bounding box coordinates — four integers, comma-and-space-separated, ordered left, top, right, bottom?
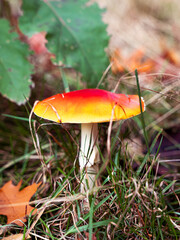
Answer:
19, 0, 51, 34
20, 0, 109, 87
0, 19, 33, 104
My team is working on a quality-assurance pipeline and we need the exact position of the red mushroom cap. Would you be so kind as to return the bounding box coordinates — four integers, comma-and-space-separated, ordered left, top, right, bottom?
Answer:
33, 89, 145, 123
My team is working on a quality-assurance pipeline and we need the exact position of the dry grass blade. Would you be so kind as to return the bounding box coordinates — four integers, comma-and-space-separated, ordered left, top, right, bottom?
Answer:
146, 103, 180, 131
112, 178, 141, 236
169, 218, 180, 231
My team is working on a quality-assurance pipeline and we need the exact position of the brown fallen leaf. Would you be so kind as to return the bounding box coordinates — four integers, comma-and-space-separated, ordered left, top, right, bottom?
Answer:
126, 49, 155, 73
160, 41, 180, 66
0, 180, 41, 226
2, 233, 30, 240
110, 49, 125, 74
84, 232, 97, 240
110, 48, 155, 74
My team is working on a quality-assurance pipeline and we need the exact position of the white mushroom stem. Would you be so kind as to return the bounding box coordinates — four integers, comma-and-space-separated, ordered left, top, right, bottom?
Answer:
79, 123, 100, 193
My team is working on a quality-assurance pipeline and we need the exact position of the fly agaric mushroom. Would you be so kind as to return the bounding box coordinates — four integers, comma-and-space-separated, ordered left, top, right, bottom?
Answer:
33, 89, 145, 193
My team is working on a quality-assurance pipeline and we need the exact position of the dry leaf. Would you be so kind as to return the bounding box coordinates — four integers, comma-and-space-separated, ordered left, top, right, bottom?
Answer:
5, 0, 23, 18
2, 233, 30, 240
161, 47, 180, 66
110, 49, 124, 74
0, 180, 41, 226
111, 44, 180, 76
111, 48, 155, 74
84, 232, 97, 240
126, 49, 155, 73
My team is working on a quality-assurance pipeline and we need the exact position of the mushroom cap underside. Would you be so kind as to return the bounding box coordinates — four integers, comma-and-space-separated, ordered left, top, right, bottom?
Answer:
33, 89, 145, 123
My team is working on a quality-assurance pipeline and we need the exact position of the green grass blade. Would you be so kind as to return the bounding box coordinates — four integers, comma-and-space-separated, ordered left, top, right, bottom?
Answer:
65, 219, 118, 235
2, 114, 34, 122
162, 180, 176, 194
136, 129, 162, 176
60, 68, 70, 93
0, 143, 51, 173
89, 196, 96, 240
135, 69, 149, 153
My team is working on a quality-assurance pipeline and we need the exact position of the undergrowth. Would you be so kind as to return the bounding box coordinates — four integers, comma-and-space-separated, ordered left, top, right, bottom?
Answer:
0, 69, 180, 239
1, 93, 180, 239
0, 0, 180, 239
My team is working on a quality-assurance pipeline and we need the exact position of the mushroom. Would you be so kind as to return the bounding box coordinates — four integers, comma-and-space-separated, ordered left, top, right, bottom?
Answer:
33, 89, 145, 193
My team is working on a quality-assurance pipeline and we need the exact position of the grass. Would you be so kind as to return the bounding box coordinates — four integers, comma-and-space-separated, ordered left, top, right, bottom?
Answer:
26, 155, 179, 239
0, 76, 180, 239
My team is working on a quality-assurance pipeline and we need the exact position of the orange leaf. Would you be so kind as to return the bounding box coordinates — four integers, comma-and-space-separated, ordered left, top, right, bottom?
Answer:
127, 49, 155, 73
2, 233, 30, 240
0, 180, 41, 226
110, 48, 155, 74
110, 49, 125, 74
161, 48, 180, 66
